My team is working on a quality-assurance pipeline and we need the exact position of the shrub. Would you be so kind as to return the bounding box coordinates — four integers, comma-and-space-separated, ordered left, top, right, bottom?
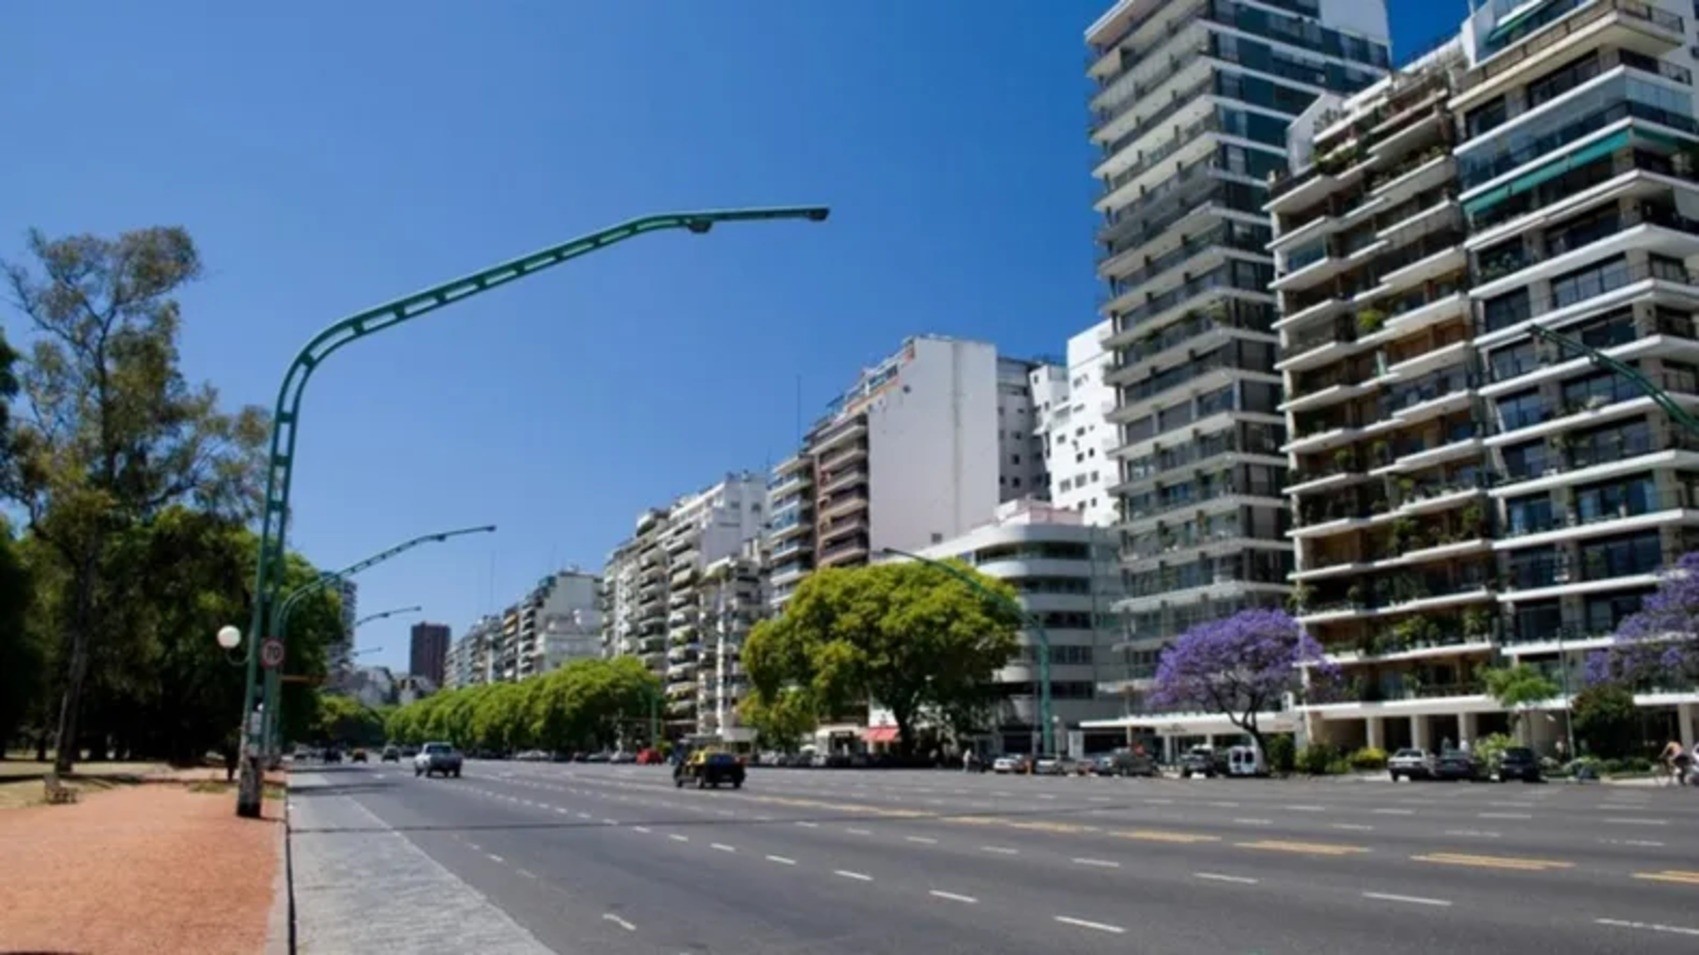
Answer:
1472, 732, 1513, 770
1297, 742, 1337, 775
1265, 734, 1296, 775
1325, 757, 1353, 775
1348, 746, 1388, 770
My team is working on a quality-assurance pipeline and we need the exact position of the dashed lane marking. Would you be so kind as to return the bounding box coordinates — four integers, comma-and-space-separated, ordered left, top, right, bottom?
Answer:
1595, 918, 1699, 937
1237, 840, 1367, 857
1604, 817, 1668, 826
929, 890, 978, 904
906, 836, 938, 845
1363, 892, 1451, 907
1054, 916, 1126, 935
1112, 830, 1220, 844
1633, 870, 1699, 886
980, 846, 1020, 855
766, 855, 797, 865
602, 914, 636, 932
834, 869, 874, 882
711, 843, 737, 853
668, 834, 690, 843
1194, 872, 1258, 885
1072, 857, 1120, 868
1412, 852, 1573, 872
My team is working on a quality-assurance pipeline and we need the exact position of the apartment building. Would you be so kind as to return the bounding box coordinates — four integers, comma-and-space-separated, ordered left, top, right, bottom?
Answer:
763, 335, 1046, 609
326, 578, 359, 678
1085, 0, 1393, 676
1034, 320, 1120, 526
600, 474, 767, 733
694, 546, 766, 743
892, 499, 1126, 755
513, 570, 601, 677
443, 614, 498, 690
1271, 0, 1699, 753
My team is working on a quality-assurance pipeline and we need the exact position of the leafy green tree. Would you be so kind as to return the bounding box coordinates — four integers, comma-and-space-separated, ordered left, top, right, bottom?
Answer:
1482, 663, 1560, 744
313, 693, 386, 747
737, 685, 816, 751
741, 563, 1021, 757
0, 518, 40, 752
1572, 683, 1639, 759
386, 658, 661, 754
2, 228, 267, 771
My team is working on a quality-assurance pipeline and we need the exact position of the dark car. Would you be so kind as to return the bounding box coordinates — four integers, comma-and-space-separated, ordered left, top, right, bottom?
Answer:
1179, 747, 1227, 779
1495, 746, 1543, 783
350, 748, 368, 763
380, 745, 401, 763
1433, 750, 1486, 782
1095, 748, 1158, 777
674, 751, 746, 789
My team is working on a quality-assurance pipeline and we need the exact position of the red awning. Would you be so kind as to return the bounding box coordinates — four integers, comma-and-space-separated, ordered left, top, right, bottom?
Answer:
863, 726, 900, 744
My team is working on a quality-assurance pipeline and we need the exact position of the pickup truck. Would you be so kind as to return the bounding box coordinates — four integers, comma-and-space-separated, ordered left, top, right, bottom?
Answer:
414, 741, 463, 779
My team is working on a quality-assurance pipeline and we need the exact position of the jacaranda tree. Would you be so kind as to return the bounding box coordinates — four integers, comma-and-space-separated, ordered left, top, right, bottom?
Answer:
1587, 551, 1699, 689
1148, 608, 1333, 756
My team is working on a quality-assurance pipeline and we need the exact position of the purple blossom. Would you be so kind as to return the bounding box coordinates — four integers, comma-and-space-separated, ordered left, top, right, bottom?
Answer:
1148, 609, 1332, 743
1587, 551, 1699, 688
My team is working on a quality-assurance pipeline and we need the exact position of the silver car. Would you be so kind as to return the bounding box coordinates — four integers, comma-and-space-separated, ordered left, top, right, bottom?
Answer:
413, 741, 463, 778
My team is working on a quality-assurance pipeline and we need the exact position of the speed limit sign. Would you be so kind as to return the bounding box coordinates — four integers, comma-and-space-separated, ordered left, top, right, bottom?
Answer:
261, 638, 286, 670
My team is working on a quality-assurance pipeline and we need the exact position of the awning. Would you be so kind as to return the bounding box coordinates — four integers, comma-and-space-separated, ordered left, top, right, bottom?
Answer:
1464, 129, 1633, 219
863, 726, 900, 744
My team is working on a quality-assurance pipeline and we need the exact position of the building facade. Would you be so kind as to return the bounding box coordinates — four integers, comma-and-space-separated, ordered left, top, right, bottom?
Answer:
763, 336, 1044, 609
1271, 0, 1699, 754
1034, 320, 1120, 526
409, 622, 451, 688
897, 499, 1126, 755
1086, 0, 1393, 695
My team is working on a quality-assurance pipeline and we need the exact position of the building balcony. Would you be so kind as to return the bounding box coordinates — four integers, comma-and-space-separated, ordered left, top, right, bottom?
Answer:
817, 535, 870, 568
1495, 487, 1699, 553
817, 491, 869, 523
813, 418, 867, 455
818, 464, 868, 497
817, 440, 868, 473
1455, 0, 1684, 110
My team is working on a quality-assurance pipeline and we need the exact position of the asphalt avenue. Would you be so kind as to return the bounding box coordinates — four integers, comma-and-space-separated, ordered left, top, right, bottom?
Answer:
289, 761, 1699, 954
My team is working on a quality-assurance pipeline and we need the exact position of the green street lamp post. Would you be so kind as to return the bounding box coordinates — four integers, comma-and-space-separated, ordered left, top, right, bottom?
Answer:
258, 526, 494, 764
880, 547, 1054, 758
236, 206, 827, 817
353, 606, 424, 629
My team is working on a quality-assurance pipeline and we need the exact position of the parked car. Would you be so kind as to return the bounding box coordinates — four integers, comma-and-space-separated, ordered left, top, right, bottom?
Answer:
1179, 746, 1227, 778
1094, 748, 1158, 777
1225, 745, 1267, 777
380, 745, 400, 763
610, 750, 637, 764
1434, 750, 1486, 782
350, 748, 368, 763
323, 748, 343, 764
1495, 746, 1543, 783
674, 750, 745, 789
414, 741, 463, 778
1387, 748, 1435, 781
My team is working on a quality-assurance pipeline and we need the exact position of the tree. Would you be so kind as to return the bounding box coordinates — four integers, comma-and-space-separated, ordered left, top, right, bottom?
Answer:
1571, 683, 1639, 759
2, 227, 267, 771
1588, 551, 1699, 689
741, 562, 1021, 758
737, 686, 816, 751
0, 518, 40, 752
1147, 608, 1332, 757
313, 694, 386, 747
1481, 663, 1560, 744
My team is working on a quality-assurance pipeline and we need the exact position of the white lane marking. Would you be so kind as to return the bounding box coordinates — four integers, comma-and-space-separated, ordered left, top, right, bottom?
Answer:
1488, 801, 1535, 809
930, 890, 978, 904
576, 812, 591, 819
1600, 838, 1664, 848
1332, 823, 1375, 831
467, 842, 482, 851
1054, 916, 1126, 935
1144, 798, 1173, 805
601, 818, 618, 825
980, 845, 1019, 855
1072, 857, 1120, 868
1209, 801, 1240, 808
1443, 829, 1501, 839
1604, 817, 1668, 826
1037, 794, 1057, 800
906, 836, 938, 845
1598, 803, 1645, 810
1478, 812, 1532, 820
992, 790, 1012, 797
834, 869, 874, 882
795, 821, 819, 828
486, 853, 505, 863
711, 843, 736, 853
1195, 872, 1259, 885
1372, 808, 1415, 815
668, 834, 690, 842
602, 913, 636, 932
1089, 796, 1111, 803
1235, 818, 1273, 826
372, 773, 386, 780
846, 828, 872, 835
1285, 804, 1326, 812
1364, 892, 1452, 908
553, 807, 567, 815
517, 868, 535, 879
715, 809, 735, 817
1595, 918, 1699, 937
755, 815, 774, 822
766, 855, 797, 865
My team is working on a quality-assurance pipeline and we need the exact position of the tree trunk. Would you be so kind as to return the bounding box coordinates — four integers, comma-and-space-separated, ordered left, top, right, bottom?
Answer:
50, 568, 97, 774
891, 705, 915, 761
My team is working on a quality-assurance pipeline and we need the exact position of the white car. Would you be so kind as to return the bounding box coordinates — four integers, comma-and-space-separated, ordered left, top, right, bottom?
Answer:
1387, 748, 1435, 781
413, 742, 463, 778
992, 756, 1019, 774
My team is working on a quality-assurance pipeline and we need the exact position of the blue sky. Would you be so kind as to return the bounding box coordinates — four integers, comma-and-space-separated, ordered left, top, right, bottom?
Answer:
2, 1, 1468, 674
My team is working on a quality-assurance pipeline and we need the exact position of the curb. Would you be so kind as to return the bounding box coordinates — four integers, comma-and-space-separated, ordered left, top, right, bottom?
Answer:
265, 781, 295, 955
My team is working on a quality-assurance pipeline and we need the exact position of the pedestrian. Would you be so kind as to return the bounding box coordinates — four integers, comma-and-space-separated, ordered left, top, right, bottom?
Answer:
221, 735, 238, 783
1554, 737, 1567, 763
1460, 737, 1471, 755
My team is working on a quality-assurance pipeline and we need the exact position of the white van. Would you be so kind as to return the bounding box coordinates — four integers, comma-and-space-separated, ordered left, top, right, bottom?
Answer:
1226, 744, 1267, 777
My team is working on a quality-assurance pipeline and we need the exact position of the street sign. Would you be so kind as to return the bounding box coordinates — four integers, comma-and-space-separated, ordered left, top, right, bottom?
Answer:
261, 638, 286, 670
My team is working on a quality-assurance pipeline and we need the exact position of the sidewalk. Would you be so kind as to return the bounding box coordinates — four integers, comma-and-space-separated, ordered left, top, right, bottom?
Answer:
0, 776, 284, 954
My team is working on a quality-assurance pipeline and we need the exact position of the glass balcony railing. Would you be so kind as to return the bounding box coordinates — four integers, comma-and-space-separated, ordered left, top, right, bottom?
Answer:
1461, 99, 1699, 190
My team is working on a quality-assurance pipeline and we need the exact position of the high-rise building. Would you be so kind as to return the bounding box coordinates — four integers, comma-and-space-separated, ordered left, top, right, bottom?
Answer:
763, 336, 1050, 609
1269, 0, 1699, 755
326, 579, 359, 678
892, 499, 1126, 755
1086, 0, 1391, 672
694, 543, 767, 743
1034, 321, 1120, 526
408, 622, 451, 688
601, 473, 767, 733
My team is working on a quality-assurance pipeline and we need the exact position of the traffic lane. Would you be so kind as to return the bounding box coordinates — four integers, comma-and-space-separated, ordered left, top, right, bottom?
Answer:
470, 764, 1699, 927
465, 768, 1686, 953
351, 767, 1127, 955
486, 764, 1699, 871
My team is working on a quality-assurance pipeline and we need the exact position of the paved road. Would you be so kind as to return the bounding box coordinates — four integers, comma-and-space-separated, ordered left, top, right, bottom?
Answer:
289, 760, 1699, 953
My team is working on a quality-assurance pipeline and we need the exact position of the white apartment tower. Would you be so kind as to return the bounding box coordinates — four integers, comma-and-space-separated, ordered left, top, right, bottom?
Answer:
764, 335, 1044, 609
1085, 0, 1391, 666
1035, 320, 1120, 526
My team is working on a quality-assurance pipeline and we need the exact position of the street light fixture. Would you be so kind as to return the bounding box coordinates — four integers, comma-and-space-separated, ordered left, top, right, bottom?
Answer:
217, 626, 243, 651
879, 547, 1055, 758
353, 605, 423, 629
236, 206, 826, 818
